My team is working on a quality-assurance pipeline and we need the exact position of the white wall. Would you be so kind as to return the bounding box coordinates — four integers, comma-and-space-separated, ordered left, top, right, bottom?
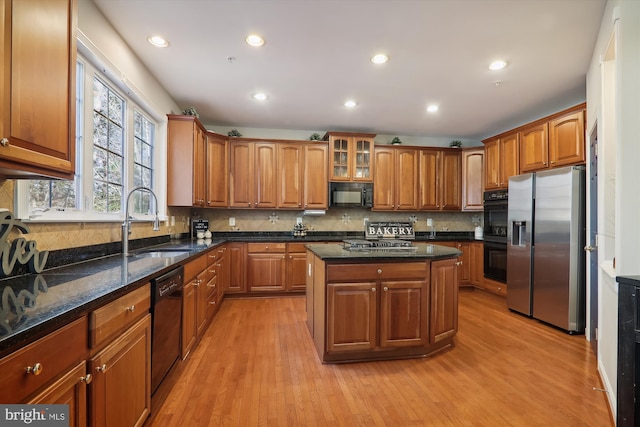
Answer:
586, 0, 640, 416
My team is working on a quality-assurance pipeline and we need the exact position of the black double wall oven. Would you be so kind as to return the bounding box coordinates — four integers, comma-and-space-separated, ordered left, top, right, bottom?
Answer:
483, 190, 508, 283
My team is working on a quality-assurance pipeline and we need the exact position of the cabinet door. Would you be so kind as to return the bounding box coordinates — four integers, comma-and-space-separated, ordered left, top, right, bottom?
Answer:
469, 242, 484, 287
419, 149, 439, 210
379, 280, 428, 348
441, 151, 461, 210
229, 142, 254, 208
329, 135, 350, 181
0, 0, 76, 179
373, 147, 395, 210
519, 123, 549, 173
549, 110, 585, 167
287, 251, 307, 291
462, 149, 484, 211
396, 148, 420, 210
226, 243, 246, 293
90, 314, 151, 427
28, 361, 88, 427
247, 253, 285, 291
327, 282, 377, 352
195, 270, 209, 336
303, 143, 328, 209
457, 242, 471, 285
430, 259, 458, 343
254, 143, 277, 208
205, 134, 228, 207
181, 280, 197, 359
499, 132, 520, 187
193, 126, 206, 206
352, 136, 373, 181
278, 143, 303, 209
483, 139, 500, 190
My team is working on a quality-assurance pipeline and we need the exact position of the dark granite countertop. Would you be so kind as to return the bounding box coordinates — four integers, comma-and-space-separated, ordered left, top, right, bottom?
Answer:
306, 242, 462, 261
213, 230, 476, 242
617, 276, 640, 286
0, 239, 224, 358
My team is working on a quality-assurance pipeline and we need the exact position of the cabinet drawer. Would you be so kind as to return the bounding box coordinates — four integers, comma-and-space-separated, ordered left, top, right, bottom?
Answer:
247, 242, 286, 253
483, 278, 507, 296
327, 262, 427, 282
0, 316, 88, 403
184, 254, 208, 281
90, 284, 150, 349
287, 242, 307, 253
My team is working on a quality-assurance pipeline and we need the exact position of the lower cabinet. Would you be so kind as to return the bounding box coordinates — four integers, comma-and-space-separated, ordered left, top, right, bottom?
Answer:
430, 258, 458, 343
456, 241, 471, 286
286, 242, 307, 291
246, 243, 286, 291
89, 314, 151, 427
226, 243, 247, 293
469, 242, 484, 288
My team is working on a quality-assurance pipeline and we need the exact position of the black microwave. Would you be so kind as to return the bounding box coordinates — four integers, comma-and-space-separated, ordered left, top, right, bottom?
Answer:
329, 182, 373, 208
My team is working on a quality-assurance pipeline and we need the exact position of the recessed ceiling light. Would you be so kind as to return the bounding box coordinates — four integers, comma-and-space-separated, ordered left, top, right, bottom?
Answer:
344, 100, 357, 108
370, 54, 389, 64
252, 93, 268, 101
147, 35, 169, 48
489, 60, 507, 70
245, 34, 265, 47
427, 105, 439, 113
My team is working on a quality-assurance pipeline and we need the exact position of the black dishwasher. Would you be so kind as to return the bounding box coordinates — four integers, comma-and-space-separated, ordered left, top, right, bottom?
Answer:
150, 266, 184, 395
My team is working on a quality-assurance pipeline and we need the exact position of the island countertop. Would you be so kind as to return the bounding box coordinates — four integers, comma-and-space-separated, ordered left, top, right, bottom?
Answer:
305, 242, 462, 261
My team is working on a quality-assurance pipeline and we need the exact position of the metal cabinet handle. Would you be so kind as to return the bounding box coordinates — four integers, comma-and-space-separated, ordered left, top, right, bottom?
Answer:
126, 305, 135, 312
371, 287, 376, 292
26, 363, 43, 376
210, 301, 216, 305
383, 287, 388, 291
584, 245, 596, 252
377, 269, 382, 274
95, 364, 107, 373
81, 373, 93, 384
0, 138, 8, 147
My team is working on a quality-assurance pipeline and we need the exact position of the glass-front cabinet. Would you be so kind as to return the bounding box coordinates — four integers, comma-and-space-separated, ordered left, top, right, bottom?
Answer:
324, 132, 375, 182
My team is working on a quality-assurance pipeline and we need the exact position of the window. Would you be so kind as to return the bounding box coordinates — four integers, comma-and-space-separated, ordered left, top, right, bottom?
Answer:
17, 55, 163, 222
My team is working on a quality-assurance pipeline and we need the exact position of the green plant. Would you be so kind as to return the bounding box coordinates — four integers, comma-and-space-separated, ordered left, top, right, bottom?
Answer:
449, 140, 462, 148
309, 133, 322, 141
182, 106, 199, 117
228, 129, 242, 137
390, 137, 402, 145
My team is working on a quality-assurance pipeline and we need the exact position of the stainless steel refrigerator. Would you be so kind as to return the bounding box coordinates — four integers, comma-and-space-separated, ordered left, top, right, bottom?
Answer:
507, 166, 586, 333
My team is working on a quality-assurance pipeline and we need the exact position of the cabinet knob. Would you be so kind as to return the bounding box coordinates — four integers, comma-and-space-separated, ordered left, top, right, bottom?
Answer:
81, 373, 93, 384
0, 138, 8, 147
95, 364, 107, 373
377, 269, 382, 274
210, 301, 216, 305
371, 287, 376, 292
25, 363, 43, 376
543, 162, 547, 165
383, 287, 388, 291
550, 161, 555, 164
248, 203, 251, 207
298, 203, 302, 206
126, 305, 135, 312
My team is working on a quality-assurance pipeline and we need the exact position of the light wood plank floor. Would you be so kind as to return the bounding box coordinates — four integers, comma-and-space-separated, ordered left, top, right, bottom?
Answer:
148, 289, 613, 426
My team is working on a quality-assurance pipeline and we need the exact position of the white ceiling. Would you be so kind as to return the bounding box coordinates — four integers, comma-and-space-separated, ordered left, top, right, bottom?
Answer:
92, 0, 606, 141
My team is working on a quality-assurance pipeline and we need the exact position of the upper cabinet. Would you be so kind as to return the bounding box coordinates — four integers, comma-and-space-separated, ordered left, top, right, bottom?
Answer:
205, 132, 228, 207
483, 132, 519, 190
419, 149, 461, 211
519, 123, 548, 173
303, 143, 328, 210
461, 148, 484, 211
229, 141, 277, 209
373, 146, 420, 211
0, 0, 77, 179
325, 132, 375, 182
167, 115, 207, 207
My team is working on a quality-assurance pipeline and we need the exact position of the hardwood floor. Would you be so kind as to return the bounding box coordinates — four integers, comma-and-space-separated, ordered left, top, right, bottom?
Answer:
147, 289, 613, 426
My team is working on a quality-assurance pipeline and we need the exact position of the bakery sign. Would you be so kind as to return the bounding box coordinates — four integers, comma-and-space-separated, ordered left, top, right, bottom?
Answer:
365, 221, 415, 240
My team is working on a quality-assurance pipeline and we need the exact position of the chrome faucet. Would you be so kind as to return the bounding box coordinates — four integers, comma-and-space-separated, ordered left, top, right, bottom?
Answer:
122, 186, 160, 255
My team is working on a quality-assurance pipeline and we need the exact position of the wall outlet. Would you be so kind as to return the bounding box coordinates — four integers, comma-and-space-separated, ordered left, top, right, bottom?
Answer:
170, 216, 175, 226
426, 218, 433, 227
229, 217, 236, 226
296, 217, 303, 225
364, 217, 369, 226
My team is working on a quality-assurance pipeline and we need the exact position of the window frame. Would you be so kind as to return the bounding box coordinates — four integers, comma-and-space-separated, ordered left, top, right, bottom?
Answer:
16, 50, 168, 223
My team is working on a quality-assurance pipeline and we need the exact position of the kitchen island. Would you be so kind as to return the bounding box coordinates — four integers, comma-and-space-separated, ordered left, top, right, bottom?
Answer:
305, 243, 461, 363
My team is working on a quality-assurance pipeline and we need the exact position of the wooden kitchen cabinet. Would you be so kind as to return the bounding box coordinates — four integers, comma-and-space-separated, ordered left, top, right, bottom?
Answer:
461, 148, 484, 211
549, 108, 585, 168
326, 262, 429, 354
469, 241, 484, 288
419, 149, 461, 210
89, 314, 151, 427
226, 243, 247, 293
229, 141, 277, 208
456, 241, 471, 286
430, 258, 458, 343
181, 279, 197, 359
205, 132, 228, 207
483, 132, 519, 190
287, 242, 308, 291
519, 122, 549, 173
167, 115, 207, 206
303, 143, 329, 209
373, 146, 420, 210
246, 243, 286, 292
278, 143, 304, 209
325, 132, 375, 182
0, 0, 77, 179
28, 361, 88, 427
